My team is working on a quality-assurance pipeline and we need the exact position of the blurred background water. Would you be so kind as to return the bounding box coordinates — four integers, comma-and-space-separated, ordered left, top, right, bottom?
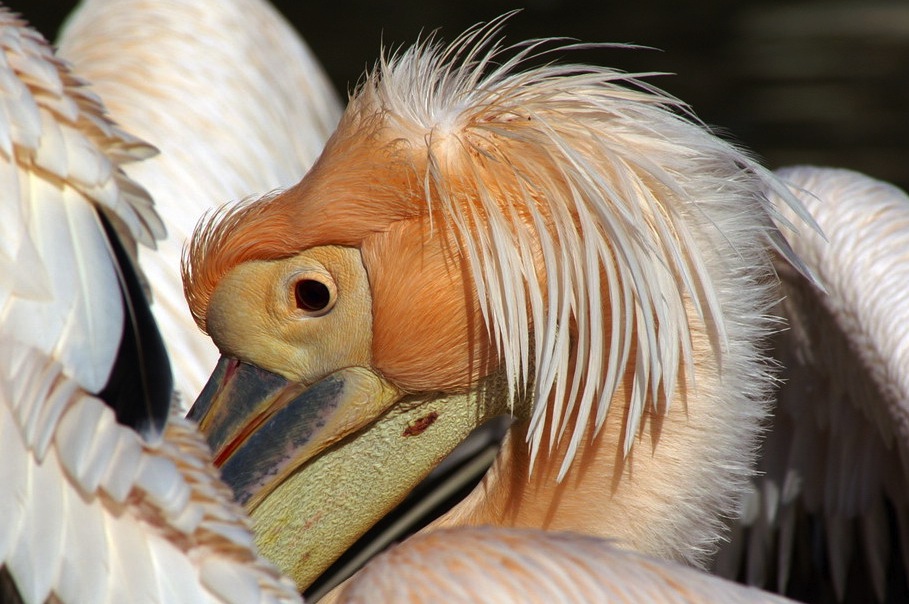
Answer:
11, 0, 909, 191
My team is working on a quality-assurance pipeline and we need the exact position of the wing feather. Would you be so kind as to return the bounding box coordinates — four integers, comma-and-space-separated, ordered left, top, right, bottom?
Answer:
0, 10, 301, 602
341, 527, 793, 603
1, 339, 302, 603
98, 425, 144, 504
714, 166, 909, 600
55, 479, 110, 604
104, 510, 161, 604
0, 402, 27, 562
2, 177, 116, 389
146, 537, 213, 604
5, 423, 65, 604
0, 9, 159, 394
57, 0, 342, 399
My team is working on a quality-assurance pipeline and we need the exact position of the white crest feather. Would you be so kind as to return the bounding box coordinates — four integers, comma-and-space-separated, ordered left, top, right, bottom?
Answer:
355, 15, 814, 476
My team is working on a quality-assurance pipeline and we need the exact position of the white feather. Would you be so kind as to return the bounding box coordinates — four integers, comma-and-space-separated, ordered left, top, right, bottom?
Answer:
134, 454, 191, 519
351, 22, 811, 478
200, 561, 265, 604
1, 342, 302, 603
0, 9, 302, 602
0, 401, 27, 562
99, 427, 144, 504
341, 527, 794, 603
146, 538, 213, 604
56, 391, 108, 489
76, 396, 121, 493
715, 166, 909, 599
6, 430, 65, 604
55, 480, 111, 604
26, 361, 77, 462
57, 0, 342, 400
104, 509, 158, 604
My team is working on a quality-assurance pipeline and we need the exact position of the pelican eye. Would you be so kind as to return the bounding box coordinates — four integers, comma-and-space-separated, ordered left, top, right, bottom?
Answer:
294, 277, 334, 315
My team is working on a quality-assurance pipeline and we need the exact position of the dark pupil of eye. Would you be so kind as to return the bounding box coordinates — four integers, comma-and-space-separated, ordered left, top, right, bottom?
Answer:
295, 279, 331, 312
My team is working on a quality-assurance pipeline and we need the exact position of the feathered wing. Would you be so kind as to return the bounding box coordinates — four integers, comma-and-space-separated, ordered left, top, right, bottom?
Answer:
0, 9, 160, 394
0, 346, 300, 604
56, 0, 342, 400
0, 9, 300, 603
340, 527, 793, 603
714, 166, 909, 602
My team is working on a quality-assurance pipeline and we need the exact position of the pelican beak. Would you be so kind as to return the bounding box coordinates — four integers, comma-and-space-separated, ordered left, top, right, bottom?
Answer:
189, 355, 508, 589
187, 356, 398, 509
185, 246, 514, 589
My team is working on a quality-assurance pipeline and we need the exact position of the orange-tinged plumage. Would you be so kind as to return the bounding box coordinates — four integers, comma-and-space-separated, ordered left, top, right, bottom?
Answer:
339, 527, 792, 603
184, 14, 909, 603
186, 18, 812, 590
186, 96, 505, 394
184, 132, 421, 333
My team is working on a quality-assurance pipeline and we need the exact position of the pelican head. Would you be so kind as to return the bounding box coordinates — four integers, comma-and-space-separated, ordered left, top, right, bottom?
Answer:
184, 18, 809, 590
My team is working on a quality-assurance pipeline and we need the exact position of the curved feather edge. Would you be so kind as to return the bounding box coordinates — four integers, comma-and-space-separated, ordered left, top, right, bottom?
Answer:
0, 6, 164, 396
0, 339, 302, 604
339, 526, 794, 603
96, 209, 172, 443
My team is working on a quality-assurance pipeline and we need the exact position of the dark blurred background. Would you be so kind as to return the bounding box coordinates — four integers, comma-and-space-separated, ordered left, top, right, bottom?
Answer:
9, 0, 909, 191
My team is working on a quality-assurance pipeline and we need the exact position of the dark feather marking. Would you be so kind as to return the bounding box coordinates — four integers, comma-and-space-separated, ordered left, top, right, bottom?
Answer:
0, 567, 25, 604
96, 210, 172, 444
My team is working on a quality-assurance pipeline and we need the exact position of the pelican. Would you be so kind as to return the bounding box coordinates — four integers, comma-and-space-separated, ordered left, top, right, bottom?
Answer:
55, 0, 342, 400
182, 16, 833, 598
0, 8, 300, 602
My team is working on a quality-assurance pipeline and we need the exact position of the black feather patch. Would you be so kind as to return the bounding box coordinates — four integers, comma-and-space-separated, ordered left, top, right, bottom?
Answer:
96, 211, 172, 444
0, 567, 25, 604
